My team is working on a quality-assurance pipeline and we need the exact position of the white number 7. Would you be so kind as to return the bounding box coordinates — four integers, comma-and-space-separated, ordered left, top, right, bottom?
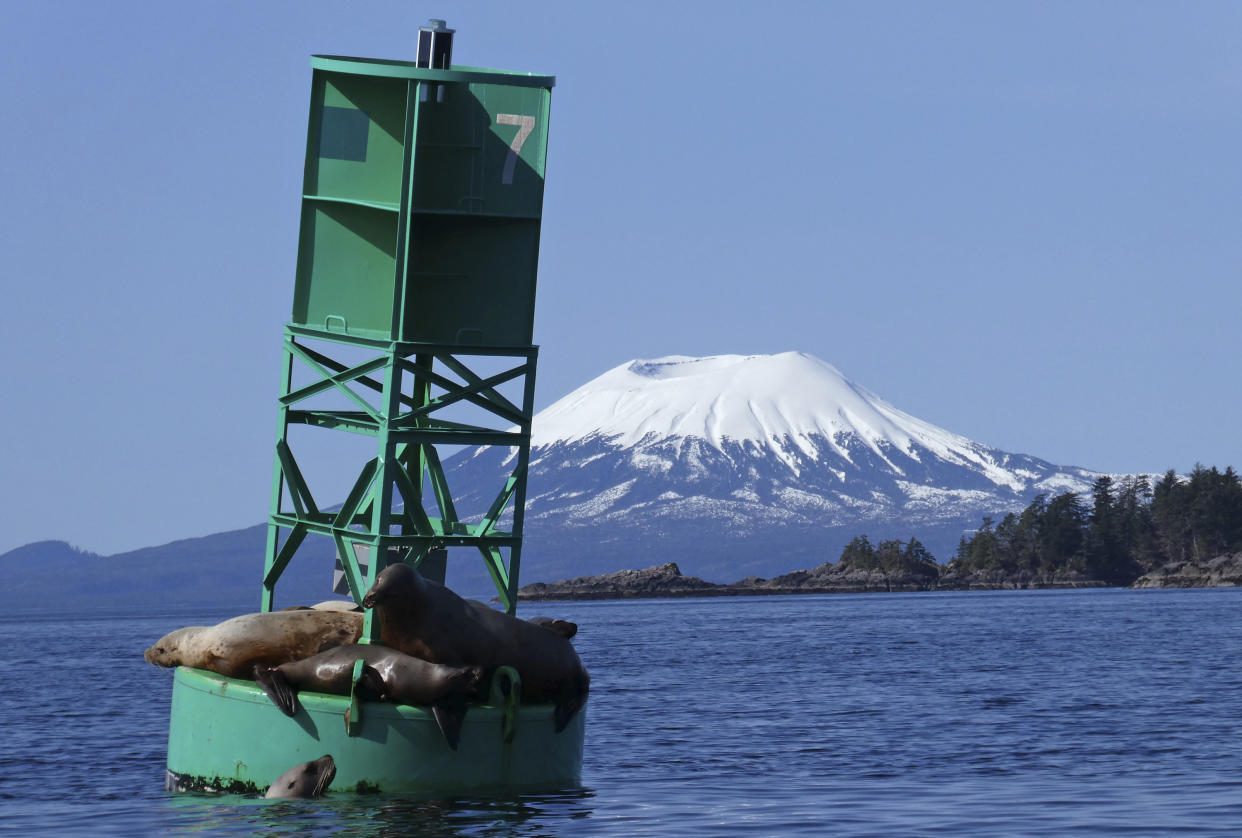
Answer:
496, 113, 535, 185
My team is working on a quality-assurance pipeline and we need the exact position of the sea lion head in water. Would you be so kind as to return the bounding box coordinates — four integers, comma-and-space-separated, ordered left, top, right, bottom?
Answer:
264, 754, 336, 799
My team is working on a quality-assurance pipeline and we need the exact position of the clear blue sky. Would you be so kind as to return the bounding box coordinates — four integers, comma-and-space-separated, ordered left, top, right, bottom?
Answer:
2, 2, 1239, 556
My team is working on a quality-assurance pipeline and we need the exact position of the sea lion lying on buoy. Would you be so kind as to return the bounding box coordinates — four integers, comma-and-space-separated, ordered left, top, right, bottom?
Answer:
143, 610, 363, 678
253, 644, 483, 749
362, 563, 590, 732
526, 615, 578, 640
264, 754, 336, 799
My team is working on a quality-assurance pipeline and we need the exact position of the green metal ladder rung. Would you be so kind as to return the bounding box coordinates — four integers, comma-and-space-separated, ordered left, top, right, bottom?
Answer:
287, 410, 381, 435
389, 429, 526, 447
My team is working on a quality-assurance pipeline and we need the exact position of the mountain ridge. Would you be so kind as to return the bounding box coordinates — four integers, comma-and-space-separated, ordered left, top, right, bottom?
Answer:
2, 352, 1112, 608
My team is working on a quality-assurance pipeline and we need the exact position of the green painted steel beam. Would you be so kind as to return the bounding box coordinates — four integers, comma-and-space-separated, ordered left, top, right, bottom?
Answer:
263, 524, 309, 591
334, 459, 380, 529
287, 341, 383, 421
287, 410, 380, 435
310, 55, 555, 89
436, 354, 525, 420
285, 325, 539, 356
422, 444, 459, 530
268, 512, 521, 548
392, 429, 526, 446
392, 363, 528, 428
479, 470, 522, 536
332, 533, 367, 608
390, 455, 436, 535
396, 357, 528, 426
275, 439, 319, 517
479, 546, 512, 612
291, 410, 525, 445
279, 354, 389, 409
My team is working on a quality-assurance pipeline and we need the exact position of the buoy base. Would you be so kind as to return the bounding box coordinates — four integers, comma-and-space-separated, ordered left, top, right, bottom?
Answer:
165, 666, 585, 794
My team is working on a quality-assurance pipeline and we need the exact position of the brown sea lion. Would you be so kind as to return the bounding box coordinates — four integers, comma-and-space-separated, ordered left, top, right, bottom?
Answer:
142, 610, 363, 678
264, 754, 336, 799
362, 563, 590, 732
254, 644, 483, 749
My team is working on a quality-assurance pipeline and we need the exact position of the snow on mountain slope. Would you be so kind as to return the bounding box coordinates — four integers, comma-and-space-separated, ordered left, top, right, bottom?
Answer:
532, 353, 1031, 488
445, 352, 1103, 582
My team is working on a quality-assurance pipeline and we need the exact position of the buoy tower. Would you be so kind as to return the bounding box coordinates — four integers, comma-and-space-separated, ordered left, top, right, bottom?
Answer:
162, 22, 583, 793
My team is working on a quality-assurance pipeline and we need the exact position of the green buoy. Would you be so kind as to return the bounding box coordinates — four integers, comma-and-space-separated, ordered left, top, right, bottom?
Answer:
161, 21, 583, 794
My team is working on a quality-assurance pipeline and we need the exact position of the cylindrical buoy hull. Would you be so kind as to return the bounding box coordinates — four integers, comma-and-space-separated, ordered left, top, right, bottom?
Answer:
164, 666, 585, 794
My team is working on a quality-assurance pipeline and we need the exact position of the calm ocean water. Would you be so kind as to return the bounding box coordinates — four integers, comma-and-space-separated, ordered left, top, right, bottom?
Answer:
2, 588, 1241, 835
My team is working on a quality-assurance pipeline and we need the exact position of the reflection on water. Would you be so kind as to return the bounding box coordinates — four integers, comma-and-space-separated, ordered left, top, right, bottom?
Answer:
154, 787, 597, 837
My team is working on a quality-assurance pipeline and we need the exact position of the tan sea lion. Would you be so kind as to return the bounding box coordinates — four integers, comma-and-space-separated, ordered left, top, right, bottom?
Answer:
362, 563, 590, 732
264, 754, 336, 799
142, 610, 363, 678
254, 645, 483, 749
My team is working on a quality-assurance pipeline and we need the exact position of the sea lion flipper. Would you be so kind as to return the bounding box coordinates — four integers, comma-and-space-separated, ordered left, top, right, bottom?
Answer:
357, 664, 387, 701
553, 678, 590, 733
431, 696, 469, 751
254, 664, 300, 717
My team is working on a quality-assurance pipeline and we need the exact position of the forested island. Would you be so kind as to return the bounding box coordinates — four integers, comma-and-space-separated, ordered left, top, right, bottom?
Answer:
517, 466, 1242, 600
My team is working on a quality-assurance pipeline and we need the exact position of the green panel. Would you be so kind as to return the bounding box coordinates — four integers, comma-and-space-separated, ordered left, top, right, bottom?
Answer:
307, 72, 408, 208
166, 666, 585, 793
293, 202, 399, 337
471, 82, 550, 218
410, 81, 485, 213
291, 62, 551, 345
410, 82, 549, 219
402, 216, 540, 345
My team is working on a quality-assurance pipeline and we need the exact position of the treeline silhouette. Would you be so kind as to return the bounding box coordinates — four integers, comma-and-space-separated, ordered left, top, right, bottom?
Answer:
838, 466, 1242, 585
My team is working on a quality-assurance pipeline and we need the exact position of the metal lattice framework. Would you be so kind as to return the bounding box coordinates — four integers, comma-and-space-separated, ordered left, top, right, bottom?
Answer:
261, 324, 537, 631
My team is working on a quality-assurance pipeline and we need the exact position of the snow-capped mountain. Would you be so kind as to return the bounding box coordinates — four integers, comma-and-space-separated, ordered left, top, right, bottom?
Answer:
442, 352, 1102, 585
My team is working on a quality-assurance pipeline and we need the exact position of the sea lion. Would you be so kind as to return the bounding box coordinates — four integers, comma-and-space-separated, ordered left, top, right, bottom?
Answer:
143, 610, 363, 678
254, 644, 483, 749
264, 754, 336, 799
279, 600, 362, 613
362, 563, 590, 732
526, 616, 578, 640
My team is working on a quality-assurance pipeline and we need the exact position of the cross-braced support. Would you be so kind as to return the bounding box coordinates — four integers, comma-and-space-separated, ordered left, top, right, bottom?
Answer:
261, 325, 537, 636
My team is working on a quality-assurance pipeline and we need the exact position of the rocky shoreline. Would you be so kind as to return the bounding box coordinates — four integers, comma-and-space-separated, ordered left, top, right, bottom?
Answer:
515, 555, 1242, 602
1131, 553, 1242, 588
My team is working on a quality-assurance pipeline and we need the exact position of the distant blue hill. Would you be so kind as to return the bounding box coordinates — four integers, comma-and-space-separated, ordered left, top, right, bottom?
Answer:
0, 530, 341, 613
